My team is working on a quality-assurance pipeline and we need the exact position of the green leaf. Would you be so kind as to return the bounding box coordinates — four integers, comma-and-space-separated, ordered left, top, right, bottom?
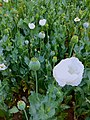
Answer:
0, 109, 6, 117
85, 117, 90, 120
17, 18, 23, 28
9, 106, 19, 114
24, 56, 30, 66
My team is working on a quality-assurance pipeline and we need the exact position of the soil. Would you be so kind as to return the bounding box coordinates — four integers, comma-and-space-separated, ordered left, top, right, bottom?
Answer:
12, 112, 22, 120
0, 110, 86, 120
66, 107, 74, 120
0, 112, 22, 120
0, 90, 86, 120
0, 117, 5, 120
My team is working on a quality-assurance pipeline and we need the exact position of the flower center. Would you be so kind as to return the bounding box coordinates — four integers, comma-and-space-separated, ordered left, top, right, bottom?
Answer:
68, 66, 77, 74
0, 65, 4, 68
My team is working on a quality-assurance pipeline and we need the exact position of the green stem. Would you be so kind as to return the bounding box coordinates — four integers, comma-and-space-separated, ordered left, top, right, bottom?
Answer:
28, 40, 30, 59
23, 109, 28, 120
0, 84, 7, 92
28, 38, 31, 82
35, 71, 38, 95
34, 71, 39, 100
53, 62, 55, 68
40, 38, 41, 52
16, 0, 17, 8
47, 30, 49, 43
69, 43, 74, 57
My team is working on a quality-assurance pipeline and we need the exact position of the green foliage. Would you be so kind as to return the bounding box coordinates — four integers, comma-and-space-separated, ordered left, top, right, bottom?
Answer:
9, 106, 19, 114
0, 80, 11, 117
28, 84, 65, 120
74, 68, 90, 118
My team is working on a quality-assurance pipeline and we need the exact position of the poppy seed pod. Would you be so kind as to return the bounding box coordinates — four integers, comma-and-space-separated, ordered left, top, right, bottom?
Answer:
71, 35, 78, 44
17, 100, 26, 111
29, 57, 40, 71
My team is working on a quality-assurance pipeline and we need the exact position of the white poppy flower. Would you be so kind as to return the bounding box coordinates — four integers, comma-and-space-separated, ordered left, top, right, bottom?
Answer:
3, 0, 8, 2
28, 23, 35, 29
83, 22, 89, 28
24, 40, 29, 45
38, 31, 45, 39
39, 19, 46, 26
74, 17, 80, 22
53, 57, 84, 87
0, 63, 7, 71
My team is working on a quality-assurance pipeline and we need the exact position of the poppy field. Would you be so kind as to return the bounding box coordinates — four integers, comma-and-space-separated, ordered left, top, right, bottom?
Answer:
0, 0, 90, 120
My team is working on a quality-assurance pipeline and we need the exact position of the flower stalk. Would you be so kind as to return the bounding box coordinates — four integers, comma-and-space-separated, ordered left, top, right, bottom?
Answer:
35, 71, 38, 95
23, 109, 28, 120
29, 57, 40, 98
17, 100, 28, 120
69, 43, 74, 57
69, 35, 78, 57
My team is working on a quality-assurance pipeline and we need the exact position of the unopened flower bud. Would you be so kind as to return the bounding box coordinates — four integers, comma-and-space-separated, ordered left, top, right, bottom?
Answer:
17, 100, 26, 110
29, 57, 40, 71
36, 13, 39, 19
71, 35, 78, 44
4, 29, 9, 34
45, 24, 49, 29
52, 56, 57, 63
